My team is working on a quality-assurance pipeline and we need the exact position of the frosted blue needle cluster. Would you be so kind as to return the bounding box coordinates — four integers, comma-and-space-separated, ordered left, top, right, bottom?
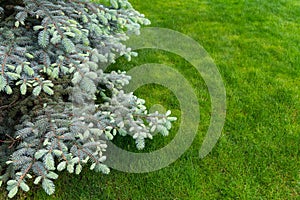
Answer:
0, 0, 176, 198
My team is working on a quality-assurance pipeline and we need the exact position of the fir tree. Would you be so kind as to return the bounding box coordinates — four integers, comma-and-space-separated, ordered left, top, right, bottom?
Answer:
0, 0, 176, 198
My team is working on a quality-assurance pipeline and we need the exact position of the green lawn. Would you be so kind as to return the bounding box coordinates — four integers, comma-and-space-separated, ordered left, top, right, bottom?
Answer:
3, 0, 300, 199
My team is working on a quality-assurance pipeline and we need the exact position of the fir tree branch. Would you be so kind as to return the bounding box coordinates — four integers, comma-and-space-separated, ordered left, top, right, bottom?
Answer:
17, 162, 33, 186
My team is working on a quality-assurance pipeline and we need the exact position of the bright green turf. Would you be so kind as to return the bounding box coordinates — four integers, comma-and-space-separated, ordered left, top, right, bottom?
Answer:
2, 0, 299, 199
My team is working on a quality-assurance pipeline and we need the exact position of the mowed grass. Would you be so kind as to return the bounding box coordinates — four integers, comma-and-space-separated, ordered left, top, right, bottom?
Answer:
2, 0, 300, 199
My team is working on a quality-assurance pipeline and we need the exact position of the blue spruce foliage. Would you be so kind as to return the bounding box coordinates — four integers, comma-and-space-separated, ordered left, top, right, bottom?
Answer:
0, 0, 176, 198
